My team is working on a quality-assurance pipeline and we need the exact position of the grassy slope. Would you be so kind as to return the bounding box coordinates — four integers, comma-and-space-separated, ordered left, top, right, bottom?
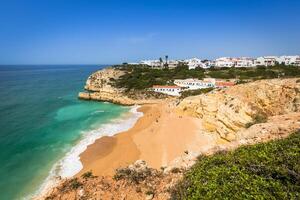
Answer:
171, 132, 300, 200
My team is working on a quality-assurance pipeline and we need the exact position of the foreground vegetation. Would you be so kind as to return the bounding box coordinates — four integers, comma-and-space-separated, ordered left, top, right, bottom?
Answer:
171, 132, 300, 199
112, 64, 300, 91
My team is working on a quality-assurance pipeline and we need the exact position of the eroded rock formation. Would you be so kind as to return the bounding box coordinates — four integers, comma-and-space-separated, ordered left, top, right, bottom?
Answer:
177, 78, 300, 140
78, 67, 168, 105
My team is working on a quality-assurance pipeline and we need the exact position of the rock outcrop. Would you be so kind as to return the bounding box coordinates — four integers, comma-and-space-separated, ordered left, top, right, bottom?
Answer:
177, 78, 300, 141
43, 160, 183, 200
78, 67, 168, 105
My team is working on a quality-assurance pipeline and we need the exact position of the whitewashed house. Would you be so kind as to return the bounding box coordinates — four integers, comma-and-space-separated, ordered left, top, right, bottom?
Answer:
290, 56, 300, 66
277, 56, 300, 66
236, 57, 255, 67
184, 58, 206, 69
254, 56, 278, 66
167, 60, 180, 68
174, 78, 235, 90
152, 85, 183, 96
215, 57, 237, 67
140, 60, 162, 67
202, 60, 215, 68
174, 78, 215, 90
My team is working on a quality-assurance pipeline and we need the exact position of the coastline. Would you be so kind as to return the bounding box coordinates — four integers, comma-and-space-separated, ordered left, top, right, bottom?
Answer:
78, 100, 218, 177
34, 105, 143, 199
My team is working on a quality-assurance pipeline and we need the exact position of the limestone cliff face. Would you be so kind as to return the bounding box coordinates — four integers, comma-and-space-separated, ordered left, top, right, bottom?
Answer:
177, 79, 300, 141
78, 67, 166, 105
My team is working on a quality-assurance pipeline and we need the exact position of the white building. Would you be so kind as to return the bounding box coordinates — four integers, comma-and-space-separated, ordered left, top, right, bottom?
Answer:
184, 58, 206, 69
167, 60, 180, 68
174, 78, 235, 90
236, 57, 255, 67
215, 57, 237, 67
215, 57, 254, 68
290, 56, 300, 66
202, 60, 215, 68
152, 85, 183, 96
174, 78, 215, 90
254, 56, 278, 66
277, 56, 300, 66
140, 60, 163, 67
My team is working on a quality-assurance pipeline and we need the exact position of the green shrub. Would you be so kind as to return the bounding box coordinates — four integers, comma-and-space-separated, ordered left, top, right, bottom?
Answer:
180, 88, 214, 98
170, 131, 300, 199
69, 178, 82, 190
81, 171, 94, 179
145, 190, 155, 195
245, 113, 268, 128
113, 167, 153, 184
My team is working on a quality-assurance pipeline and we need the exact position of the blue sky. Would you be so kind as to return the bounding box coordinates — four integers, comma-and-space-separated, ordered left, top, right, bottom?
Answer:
0, 0, 299, 64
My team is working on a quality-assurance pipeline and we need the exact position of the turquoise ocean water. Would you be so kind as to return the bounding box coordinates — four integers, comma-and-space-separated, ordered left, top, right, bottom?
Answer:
0, 65, 134, 200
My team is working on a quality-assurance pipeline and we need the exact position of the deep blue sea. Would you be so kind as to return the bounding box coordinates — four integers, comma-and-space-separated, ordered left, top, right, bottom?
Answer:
0, 65, 137, 200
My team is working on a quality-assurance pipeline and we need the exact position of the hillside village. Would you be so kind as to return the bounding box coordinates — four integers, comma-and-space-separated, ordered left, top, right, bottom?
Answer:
129, 55, 300, 69
124, 55, 300, 96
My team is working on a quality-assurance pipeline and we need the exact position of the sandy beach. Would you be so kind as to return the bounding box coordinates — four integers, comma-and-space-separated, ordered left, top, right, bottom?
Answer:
78, 100, 217, 176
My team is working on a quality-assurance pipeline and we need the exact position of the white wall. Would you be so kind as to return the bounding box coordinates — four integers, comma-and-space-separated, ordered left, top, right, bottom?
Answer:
153, 88, 181, 96
174, 79, 215, 90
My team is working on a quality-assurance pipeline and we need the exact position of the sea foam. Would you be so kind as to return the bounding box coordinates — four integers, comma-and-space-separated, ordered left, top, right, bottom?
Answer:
33, 105, 143, 199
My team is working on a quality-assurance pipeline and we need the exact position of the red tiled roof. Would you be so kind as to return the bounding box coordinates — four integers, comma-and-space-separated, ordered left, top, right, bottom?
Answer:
152, 85, 181, 89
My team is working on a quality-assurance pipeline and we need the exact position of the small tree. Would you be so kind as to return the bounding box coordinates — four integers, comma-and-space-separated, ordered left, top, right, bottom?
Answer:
164, 55, 169, 68
159, 57, 163, 68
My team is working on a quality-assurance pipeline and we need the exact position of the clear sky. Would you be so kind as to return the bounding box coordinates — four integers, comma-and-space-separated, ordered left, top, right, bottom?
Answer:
0, 0, 299, 64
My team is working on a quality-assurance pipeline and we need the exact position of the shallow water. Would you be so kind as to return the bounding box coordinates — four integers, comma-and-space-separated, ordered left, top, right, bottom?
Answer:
0, 65, 130, 199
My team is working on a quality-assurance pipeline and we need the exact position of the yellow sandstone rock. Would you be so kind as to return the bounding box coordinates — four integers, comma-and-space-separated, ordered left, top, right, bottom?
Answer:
177, 78, 300, 141
78, 67, 164, 105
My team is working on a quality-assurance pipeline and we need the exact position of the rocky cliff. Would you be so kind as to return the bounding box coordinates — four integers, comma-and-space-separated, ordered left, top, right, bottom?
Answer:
44, 78, 300, 200
177, 78, 300, 141
78, 67, 168, 105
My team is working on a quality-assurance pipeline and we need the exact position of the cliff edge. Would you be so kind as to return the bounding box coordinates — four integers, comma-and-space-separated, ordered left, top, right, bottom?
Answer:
177, 78, 300, 141
78, 67, 168, 105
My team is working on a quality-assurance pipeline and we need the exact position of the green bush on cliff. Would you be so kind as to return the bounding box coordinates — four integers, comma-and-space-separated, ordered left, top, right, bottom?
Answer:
170, 131, 300, 200
245, 113, 268, 128
180, 88, 214, 98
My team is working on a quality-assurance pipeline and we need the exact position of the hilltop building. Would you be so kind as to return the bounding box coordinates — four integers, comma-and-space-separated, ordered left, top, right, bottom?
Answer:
174, 78, 235, 90
152, 85, 183, 96
183, 58, 206, 69
254, 56, 300, 66
215, 57, 255, 68
137, 55, 300, 69
167, 60, 180, 68
174, 78, 215, 89
276, 56, 300, 66
202, 60, 216, 68
236, 57, 255, 67
255, 56, 278, 66
215, 57, 237, 67
140, 60, 162, 67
